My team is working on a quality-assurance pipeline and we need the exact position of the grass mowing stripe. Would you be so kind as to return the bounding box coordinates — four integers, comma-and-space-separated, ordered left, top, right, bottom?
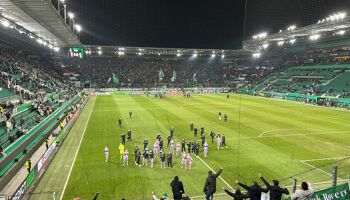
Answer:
59, 97, 96, 200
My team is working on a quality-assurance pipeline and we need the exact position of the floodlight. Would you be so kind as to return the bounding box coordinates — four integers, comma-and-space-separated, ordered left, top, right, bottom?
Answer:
335, 30, 346, 35
289, 39, 296, 44
176, 53, 181, 57
262, 43, 269, 49
53, 47, 60, 52
277, 41, 285, 46
252, 53, 261, 58
1, 20, 10, 27
68, 12, 75, 19
309, 34, 321, 41
193, 53, 198, 57
75, 24, 82, 32
287, 25, 296, 31
221, 54, 225, 58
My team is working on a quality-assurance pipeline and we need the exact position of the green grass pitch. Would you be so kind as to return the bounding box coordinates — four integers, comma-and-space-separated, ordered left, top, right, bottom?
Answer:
30, 94, 350, 200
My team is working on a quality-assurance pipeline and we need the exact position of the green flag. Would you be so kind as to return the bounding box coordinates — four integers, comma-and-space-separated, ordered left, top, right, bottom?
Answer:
112, 73, 120, 84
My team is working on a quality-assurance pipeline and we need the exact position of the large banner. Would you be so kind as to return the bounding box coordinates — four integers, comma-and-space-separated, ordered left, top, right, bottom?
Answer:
310, 183, 349, 200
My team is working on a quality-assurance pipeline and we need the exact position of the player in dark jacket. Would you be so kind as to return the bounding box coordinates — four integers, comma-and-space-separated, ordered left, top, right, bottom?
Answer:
236, 180, 268, 200
203, 168, 223, 200
167, 152, 173, 168
181, 139, 186, 152
224, 188, 249, 200
171, 176, 185, 200
121, 132, 126, 145
210, 131, 215, 144
259, 174, 289, 200
193, 127, 198, 137
127, 129, 132, 141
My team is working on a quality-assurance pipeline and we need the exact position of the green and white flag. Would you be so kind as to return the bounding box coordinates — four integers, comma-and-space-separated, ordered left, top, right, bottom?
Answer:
171, 70, 176, 82
159, 69, 164, 82
112, 73, 120, 85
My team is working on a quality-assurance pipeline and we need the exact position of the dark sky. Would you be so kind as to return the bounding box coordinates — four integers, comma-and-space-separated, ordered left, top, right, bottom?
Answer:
67, 0, 350, 49
67, 0, 245, 49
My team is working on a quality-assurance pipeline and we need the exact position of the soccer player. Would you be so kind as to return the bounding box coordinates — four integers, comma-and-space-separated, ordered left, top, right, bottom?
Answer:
142, 150, 148, 167
134, 146, 139, 164
203, 141, 208, 157
201, 133, 206, 146
181, 139, 186, 152
169, 139, 174, 154
160, 150, 166, 168
136, 149, 141, 166
218, 112, 222, 120
129, 111, 133, 119
149, 150, 154, 168
190, 122, 194, 131
200, 127, 204, 135
118, 143, 125, 160
175, 142, 181, 156
167, 152, 173, 168
221, 134, 227, 149
187, 155, 193, 170
123, 149, 129, 166
181, 152, 187, 169
118, 117, 122, 127
224, 114, 228, 122
187, 141, 192, 154
227, 94, 230, 99
153, 140, 160, 158
144, 138, 148, 150
193, 127, 198, 137
194, 142, 200, 156
159, 139, 164, 150
216, 135, 221, 150
127, 129, 132, 141
104, 146, 109, 162
170, 126, 174, 138
167, 135, 172, 147
121, 132, 126, 145
210, 131, 215, 144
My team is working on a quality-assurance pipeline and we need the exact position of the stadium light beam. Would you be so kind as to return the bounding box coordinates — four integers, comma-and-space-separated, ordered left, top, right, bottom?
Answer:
309, 34, 321, 41
1, 20, 10, 27
75, 24, 82, 32
193, 53, 198, 58
252, 52, 261, 58
277, 41, 285, 46
68, 12, 75, 19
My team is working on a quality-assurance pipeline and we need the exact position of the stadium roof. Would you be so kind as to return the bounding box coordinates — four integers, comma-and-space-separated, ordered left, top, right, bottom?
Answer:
82, 45, 251, 59
289, 64, 350, 70
0, 0, 80, 47
243, 11, 350, 52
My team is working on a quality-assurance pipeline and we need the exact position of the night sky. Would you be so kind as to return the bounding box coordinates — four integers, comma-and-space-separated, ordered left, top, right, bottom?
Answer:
67, 0, 350, 49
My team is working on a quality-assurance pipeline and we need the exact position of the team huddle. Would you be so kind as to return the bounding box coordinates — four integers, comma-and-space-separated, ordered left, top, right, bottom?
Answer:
103, 111, 229, 169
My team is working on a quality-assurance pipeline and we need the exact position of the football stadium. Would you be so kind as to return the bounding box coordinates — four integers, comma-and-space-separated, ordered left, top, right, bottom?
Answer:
1, 0, 350, 200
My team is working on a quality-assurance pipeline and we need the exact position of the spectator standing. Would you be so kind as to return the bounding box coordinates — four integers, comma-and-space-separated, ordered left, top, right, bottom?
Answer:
170, 176, 185, 200
203, 168, 223, 200
236, 180, 268, 200
259, 174, 289, 200
224, 188, 249, 200
291, 182, 313, 200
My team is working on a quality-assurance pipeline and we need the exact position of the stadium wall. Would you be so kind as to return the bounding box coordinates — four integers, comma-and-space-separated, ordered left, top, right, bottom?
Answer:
8, 96, 88, 200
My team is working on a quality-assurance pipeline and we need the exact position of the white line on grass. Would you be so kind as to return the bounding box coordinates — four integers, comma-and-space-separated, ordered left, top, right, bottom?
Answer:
300, 156, 350, 162
59, 97, 96, 200
299, 160, 345, 181
196, 155, 234, 191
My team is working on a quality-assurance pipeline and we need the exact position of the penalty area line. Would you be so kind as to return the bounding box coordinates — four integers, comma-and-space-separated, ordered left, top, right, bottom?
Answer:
196, 155, 234, 191
59, 97, 96, 200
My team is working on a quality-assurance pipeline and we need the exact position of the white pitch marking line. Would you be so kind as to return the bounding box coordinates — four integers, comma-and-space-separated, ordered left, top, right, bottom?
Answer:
59, 97, 96, 200
196, 155, 234, 191
299, 160, 345, 181
300, 156, 350, 162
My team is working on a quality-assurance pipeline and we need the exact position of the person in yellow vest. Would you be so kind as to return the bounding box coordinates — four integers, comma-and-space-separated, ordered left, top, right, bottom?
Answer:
0, 106, 3, 118
25, 159, 31, 173
118, 143, 125, 160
